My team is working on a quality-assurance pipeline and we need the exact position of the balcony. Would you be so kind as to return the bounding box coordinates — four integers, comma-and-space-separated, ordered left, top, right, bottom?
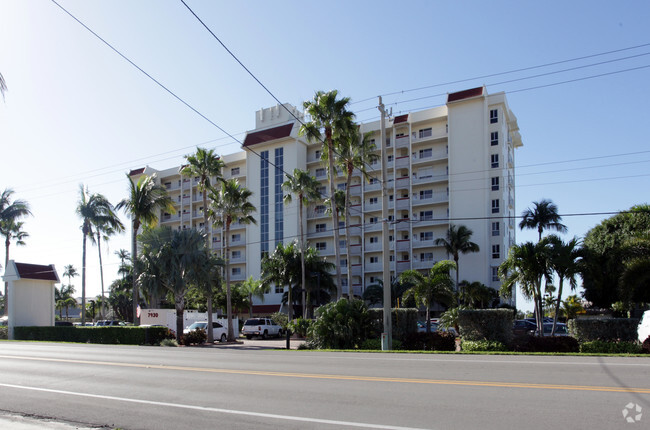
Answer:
365, 262, 383, 272
349, 184, 362, 196
308, 207, 328, 220
349, 244, 362, 256
395, 155, 410, 169
364, 182, 381, 193
230, 272, 246, 282
229, 235, 246, 247
364, 222, 381, 232
229, 222, 247, 231
395, 135, 410, 149
365, 201, 381, 212
164, 182, 181, 191
396, 239, 410, 252
412, 259, 434, 270
229, 254, 246, 264
412, 191, 448, 206
395, 176, 410, 190
412, 149, 448, 164
411, 127, 447, 144
309, 228, 330, 239
412, 239, 439, 249
307, 154, 322, 164
161, 213, 181, 223
365, 242, 382, 253
396, 261, 411, 272
412, 173, 448, 185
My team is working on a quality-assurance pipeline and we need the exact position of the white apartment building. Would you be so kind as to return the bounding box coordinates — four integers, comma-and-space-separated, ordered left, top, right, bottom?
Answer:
130, 86, 522, 314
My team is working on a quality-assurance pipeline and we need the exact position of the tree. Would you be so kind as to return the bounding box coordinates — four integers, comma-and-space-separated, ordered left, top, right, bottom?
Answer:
562, 295, 584, 320
92, 212, 124, 319
0, 188, 31, 315
334, 127, 378, 299
62, 265, 78, 294
399, 260, 456, 333
434, 224, 479, 305
499, 240, 554, 336
139, 226, 208, 343
362, 284, 383, 306
194, 253, 224, 342
519, 199, 567, 241
76, 185, 121, 326
116, 174, 175, 325
459, 280, 497, 309
208, 179, 256, 341
261, 242, 300, 320
620, 232, 650, 304
300, 90, 355, 299
55, 284, 76, 320
283, 168, 322, 318
238, 276, 269, 318
303, 247, 337, 317
115, 249, 131, 281
547, 235, 581, 335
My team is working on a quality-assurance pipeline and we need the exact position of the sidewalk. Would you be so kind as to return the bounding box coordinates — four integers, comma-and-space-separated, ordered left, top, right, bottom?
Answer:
0, 412, 99, 430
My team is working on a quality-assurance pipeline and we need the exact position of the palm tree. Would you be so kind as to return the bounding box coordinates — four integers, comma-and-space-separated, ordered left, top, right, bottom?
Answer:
261, 241, 300, 320
300, 90, 355, 299
399, 260, 456, 333
93, 215, 124, 319
519, 199, 567, 241
283, 168, 322, 317
208, 179, 256, 341
334, 127, 378, 298
238, 276, 269, 318
1, 188, 31, 315
55, 284, 76, 320
547, 235, 581, 335
499, 240, 554, 335
459, 280, 497, 309
435, 224, 480, 305
76, 185, 121, 326
194, 253, 224, 343
303, 247, 336, 318
62, 265, 78, 290
116, 174, 175, 325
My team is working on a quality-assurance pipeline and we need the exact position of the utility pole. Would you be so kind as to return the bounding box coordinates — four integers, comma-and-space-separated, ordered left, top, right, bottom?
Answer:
378, 97, 392, 350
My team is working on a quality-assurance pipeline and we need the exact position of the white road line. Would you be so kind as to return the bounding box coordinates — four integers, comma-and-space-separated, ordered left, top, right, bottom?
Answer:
0, 383, 431, 430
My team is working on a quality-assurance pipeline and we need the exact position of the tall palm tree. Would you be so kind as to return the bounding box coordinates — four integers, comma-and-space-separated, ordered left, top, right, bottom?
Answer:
55, 284, 77, 321
519, 199, 567, 241
261, 241, 300, 320
208, 179, 256, 341
399, 260, 456, 333
76, 185, 121, 326
283, 168, 322, 318
93, 216, 124, 319
62, 265, 78, 291
499, 240, 554, 335
193, 252, 224, 343
181, 147, 225, 246
116, 174, 175, 325
300, 90, 355, 299
334, 127, 378, 298
546, 235, 581, 335
459, 280, 497, 309
115, 249, 131, 281
1, 188, 31, 315
238, 276, 269, 318
434, 224, 480, 305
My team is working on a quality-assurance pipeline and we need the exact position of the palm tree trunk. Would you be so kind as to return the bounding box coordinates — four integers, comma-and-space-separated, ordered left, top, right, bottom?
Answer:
3, 239, 9, 316
345, 168, 353, 299
97, 232, 105, 320
175, 295, 184, 344
327, 129, 343, 300
206, 296, 214, 343
225, 221, 234, 341
249, 293, 253, 318
299, 200, 307, 319
202, 188, 214, 343
81, 231, 87, 326
455, 255, 460, 307
131, 219, 140, 325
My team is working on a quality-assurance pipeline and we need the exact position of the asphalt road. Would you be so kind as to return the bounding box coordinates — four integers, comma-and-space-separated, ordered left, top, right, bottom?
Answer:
0, 342, 648, 430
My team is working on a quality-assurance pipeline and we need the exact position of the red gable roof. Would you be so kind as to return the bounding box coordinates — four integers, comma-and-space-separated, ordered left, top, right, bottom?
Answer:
243, 123, 294, 147
447, 87, 484, 103
129, 168, 145, 176
394, 114, 409, 124
14, 262, 58, 281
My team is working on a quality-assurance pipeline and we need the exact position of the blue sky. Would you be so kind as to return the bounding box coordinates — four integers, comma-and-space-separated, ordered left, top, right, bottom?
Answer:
1, 0, 649, 311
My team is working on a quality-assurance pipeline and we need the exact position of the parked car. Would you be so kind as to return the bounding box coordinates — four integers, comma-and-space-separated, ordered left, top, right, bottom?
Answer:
417, 321, 439, 332
513, 319, 537, 336
95, 320, 126, 326
0, 316, 8, 326
241, 318, 283, 339
55, 321, 73, 326
535, 322, 569, 337
183, 321, 228, 342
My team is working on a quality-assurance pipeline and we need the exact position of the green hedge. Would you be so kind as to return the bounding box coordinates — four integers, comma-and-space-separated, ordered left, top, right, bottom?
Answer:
359, 338, 403, 350
368, 308, 419, 341
0, 326, 7, 340
14, 326, 172, 345
401, 332, 456, 351
579, 340, 643, 354
461, 340, 508, 352
510, 335, 580, 353
567, 318, 639, 342
458, 309, 514, 344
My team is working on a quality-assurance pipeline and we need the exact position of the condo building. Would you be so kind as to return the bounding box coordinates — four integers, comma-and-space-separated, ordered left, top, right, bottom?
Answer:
130, 86, 522, 313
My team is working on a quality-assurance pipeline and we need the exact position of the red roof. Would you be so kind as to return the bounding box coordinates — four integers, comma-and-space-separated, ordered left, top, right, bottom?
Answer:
447, 87, 484, 103
394, 114, 409, 124
129, 168, 145, 176
243, 123, 294, 147
14, 262, 58, 281
252, 304, 281, 314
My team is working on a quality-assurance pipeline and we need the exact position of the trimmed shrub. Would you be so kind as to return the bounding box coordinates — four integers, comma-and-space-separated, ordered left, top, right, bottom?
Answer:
401, 332, 456, 351
568, 318, 639, 342
0, 326, 7, 340
580, 340, 643, 354
289, 318, 312, 338
461, 340, 508, 352
643, 336, 650, 354
359, 338, 403, 351
307, 299, 372, 349
271, 312, 289, 330
181, 328, 207, 346
458, 309, 514, 344
509, 335, 579, 353
13, 326, 172, 345
160, 338, 178, 347
368, 308, 419, 341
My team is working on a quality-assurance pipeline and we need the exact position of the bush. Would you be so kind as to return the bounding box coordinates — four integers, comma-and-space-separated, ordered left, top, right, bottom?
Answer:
580, 340, 643, 354
643, 336, 650, 354
458, 309, 514, 344
367, 308, 419, 341
461, 340, 508, 352
160, 338, 178, 347
401, 332, 456, 351
289, 318, 312, 338
509, 335, 579, 353
271, 312, 289, 330
307, 299, 371, 349
567, 318, 639, 342
0, 326, 7, 340
13, 326, 171, 345
181, 328, 207, 346
359, 338, 403, 350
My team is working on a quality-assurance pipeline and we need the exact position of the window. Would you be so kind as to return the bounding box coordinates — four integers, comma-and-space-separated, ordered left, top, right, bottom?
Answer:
420, 210, 433, 221
369, 197, 378, 205
314, 150, 321, 159
370, 236, 379, 244
315, 205, 326, 214
419, 190, 433, 200
491, 177, 500, 191
339, 239, 346, 248
492, 244, 500, 259
340, 259, 347, 266
370, 256, 379, 264
492, 199, 500, 214
231, 267, 241, 275
341, 278, 348, 287
339, 221, 345, 228
231, 250, 241, 259
316, 223, 326, 233
317, 186, 327, 195
316, 168, 326, 177
231, 167, 240, 176
389, 194, 394, 202
420, 252, 434, 262
490, 109, 498, 124
491, 154, 499, 168
492, 222, 500, 236
387, 155, 394, 163
370, 276, 378, 283
420, 231, 433, 241
369, 177, 379, 184
315, 242, 327, 251
231, 234, 241, 242
491, 131, 499, 146
492, 267, 500, 282
419, 148, 432, 159
419, 128, 432, 139
369, 216, 378, 223
337, 183, 347, 190
389, 255, 395, 262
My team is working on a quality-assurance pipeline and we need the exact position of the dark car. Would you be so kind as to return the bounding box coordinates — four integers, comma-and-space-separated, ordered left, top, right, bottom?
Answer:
513, 319, 537, 336
55, 321, 73, 327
